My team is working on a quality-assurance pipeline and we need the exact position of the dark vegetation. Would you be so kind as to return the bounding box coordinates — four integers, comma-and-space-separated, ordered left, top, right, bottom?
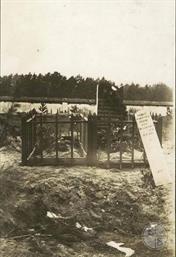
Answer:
0, 72, 173, 101
123, 83, 173, 102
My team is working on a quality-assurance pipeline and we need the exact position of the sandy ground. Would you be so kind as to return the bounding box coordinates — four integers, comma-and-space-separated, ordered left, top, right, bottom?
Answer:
0, 115, 174, 257
0, 141, 174, 257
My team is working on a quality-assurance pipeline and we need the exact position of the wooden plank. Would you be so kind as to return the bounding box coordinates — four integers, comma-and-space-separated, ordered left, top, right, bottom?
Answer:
0, 96, 96, 104
98, 161, 149, 169
33, 120, 87, 124
25, 157, 88, 166
123, 100, 173, 107
24, 158, 148, 168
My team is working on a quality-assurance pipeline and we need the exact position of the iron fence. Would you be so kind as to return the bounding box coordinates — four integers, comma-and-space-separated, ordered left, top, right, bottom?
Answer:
21, 113, 162, 168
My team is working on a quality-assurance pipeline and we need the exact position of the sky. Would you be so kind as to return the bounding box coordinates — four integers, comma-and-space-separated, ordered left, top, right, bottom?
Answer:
1, 0, 175, 87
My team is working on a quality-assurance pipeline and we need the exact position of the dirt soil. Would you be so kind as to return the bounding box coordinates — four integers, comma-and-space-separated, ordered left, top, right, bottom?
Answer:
0, 116, 174, 257
0, 144, 174, 257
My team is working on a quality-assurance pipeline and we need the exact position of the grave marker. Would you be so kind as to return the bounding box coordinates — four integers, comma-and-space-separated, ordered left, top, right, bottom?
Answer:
135, 110, 171, 186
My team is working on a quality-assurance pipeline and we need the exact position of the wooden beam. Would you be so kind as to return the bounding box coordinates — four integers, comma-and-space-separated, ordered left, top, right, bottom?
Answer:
0, 96, 96, 105
123, 100, 173, 107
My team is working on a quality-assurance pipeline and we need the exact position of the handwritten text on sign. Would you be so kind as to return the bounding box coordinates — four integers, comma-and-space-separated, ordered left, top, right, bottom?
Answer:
135, 110, 170, 186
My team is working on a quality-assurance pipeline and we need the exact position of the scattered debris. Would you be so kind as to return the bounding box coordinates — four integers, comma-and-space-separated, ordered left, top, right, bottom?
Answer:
106, 241, 135, 257
82, 226, 93, 232
75, 222, 93, 232
0, 145, 173, 257
46, 211, 59, 219
75, 222, 82, 229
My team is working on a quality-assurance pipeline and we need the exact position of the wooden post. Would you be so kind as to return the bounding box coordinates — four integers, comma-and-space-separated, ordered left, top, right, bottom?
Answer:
96, 84, 99, 115
59, 125, 61, 138
70, 114, 74, 159
156, 117, 163, 146
33, 116, 37, 157
87, 115, 92, 164
56, 110, 58, 160
119, 118, 123, 169
131, 116, 135, 168
107, 117, 111, 168
143, 149, 147, 167
28, 119, 32, 155
31, 118, 33, 152
79, 122, 81, 140
81, 121, 86, 151
87, 114, 97, 165
21, 115, 27, 165
84, 121, 88, 152
40, 113, 43, 160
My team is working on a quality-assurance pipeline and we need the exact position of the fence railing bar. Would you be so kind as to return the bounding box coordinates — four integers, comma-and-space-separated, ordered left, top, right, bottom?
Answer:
21, 114, 162, 168
27, 146, 36, 161
26, 114, 36, 123
33, 120, 87, 124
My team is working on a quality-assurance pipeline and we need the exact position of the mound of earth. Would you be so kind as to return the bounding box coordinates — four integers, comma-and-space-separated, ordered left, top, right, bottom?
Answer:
0, 149, 174, 257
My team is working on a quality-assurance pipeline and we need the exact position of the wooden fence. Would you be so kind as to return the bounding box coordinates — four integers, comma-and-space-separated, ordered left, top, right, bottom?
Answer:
21, 113, 163, 168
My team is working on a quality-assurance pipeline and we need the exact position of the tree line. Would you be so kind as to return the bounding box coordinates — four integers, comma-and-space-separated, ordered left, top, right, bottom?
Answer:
0, 72, 173, 102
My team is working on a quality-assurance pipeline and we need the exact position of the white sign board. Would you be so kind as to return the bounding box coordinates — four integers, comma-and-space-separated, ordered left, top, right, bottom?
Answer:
135, 110, 171, 186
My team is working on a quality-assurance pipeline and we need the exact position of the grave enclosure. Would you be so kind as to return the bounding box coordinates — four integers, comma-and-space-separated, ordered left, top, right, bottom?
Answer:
21, 112, 163, 169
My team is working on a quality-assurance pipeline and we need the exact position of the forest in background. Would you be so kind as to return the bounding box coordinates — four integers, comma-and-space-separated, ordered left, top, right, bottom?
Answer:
0, 72, 173, 101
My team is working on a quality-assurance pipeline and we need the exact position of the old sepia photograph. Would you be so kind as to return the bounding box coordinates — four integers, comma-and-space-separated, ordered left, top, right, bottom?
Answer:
0, 0, 175, 256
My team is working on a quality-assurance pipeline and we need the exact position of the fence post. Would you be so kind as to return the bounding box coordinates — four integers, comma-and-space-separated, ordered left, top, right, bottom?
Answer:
131, 116, 135, 168
156, 117, 163, 146
28, 118, 32, 155
70, 114, 74, 159
40, 113, 43, 160
84, 121, 88, 152
87, 114, 97, 165
119, 118, 123, 169
55, 110, 58, 160
107, 116, 111, 168
21, 115, 27, 165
